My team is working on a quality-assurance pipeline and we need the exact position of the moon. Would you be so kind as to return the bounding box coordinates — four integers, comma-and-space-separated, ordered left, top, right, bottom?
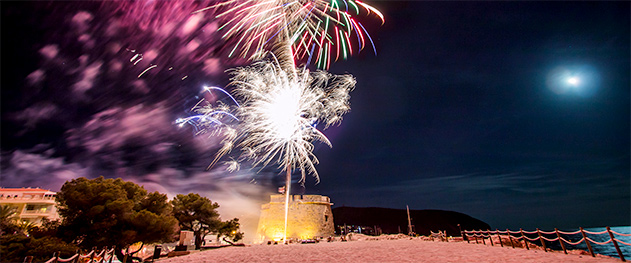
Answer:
567, 76, 580, 86
546, 65, 599, 97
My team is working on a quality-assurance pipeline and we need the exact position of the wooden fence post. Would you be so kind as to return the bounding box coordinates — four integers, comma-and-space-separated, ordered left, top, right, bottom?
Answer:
555, 228, 567, 254
536, 229, 547, 252
474, 231, 479, 244
458, 224, 466, 242
507, 229, 515, 248
90, 246, 96, 263
496, 229, 503, 247
71, 249, 80, 263
99, 246, 108, 263
487, 230, 493, 246
580, 227, 595, 257
54, 251, 60, 263
109, 246, 116, 263
520, 229, 529, 250
22, 256, 33, 263
464, 230, 470, 243
481, 230, 486, 245
606, 226, 626, 262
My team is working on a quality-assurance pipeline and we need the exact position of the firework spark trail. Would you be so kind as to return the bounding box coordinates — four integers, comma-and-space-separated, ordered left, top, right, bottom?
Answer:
198, 0, 384, 69
186, 1, 378, 244
185, 53, 354, 182
231, 53, 354, 182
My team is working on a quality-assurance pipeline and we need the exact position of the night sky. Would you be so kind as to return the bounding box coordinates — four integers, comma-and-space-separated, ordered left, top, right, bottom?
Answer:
1, 1, 629, 237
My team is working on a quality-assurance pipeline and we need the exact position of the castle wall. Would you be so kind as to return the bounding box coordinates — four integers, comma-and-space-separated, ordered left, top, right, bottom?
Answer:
256, 195, 334, 242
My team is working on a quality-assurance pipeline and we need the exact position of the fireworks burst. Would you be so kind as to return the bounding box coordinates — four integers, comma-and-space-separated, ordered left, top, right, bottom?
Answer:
233, 54, 354, 182
185, 0, 379, 244
197, 0, 384, 69
177, 85, 241, 168
189, 53, 354, 182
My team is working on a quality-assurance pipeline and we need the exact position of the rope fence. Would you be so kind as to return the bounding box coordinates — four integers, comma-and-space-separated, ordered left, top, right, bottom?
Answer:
462, 226, 629, 262
23, 246, 117, 263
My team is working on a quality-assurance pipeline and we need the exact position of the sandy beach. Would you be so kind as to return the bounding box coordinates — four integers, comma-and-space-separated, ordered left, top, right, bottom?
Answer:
157, 238, 623, 263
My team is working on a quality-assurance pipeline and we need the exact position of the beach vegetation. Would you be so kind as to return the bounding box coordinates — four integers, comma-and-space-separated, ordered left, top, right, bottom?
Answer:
0, 204, 20, 235
171, 193, 222, 249
216, 218, 244, 244
0, 235, 79, 263
56, 176, 178, 262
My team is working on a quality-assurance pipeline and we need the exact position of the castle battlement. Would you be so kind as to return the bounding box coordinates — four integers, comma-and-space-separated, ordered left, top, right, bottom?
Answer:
256, 194, 334, 242
267, 194, 332, 204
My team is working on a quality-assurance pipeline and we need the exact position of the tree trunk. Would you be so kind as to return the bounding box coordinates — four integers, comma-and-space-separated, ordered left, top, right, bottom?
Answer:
222, 237, 235, 246
114, 245, 143, 263
114, 247, 126, 263
194, 232, 203, 250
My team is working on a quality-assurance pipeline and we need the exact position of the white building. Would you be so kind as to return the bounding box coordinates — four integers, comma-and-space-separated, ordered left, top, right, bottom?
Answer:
0, 188, 60, 225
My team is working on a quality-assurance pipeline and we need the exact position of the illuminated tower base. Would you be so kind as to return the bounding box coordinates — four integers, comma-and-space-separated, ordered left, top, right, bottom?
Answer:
256, 194, 334, 243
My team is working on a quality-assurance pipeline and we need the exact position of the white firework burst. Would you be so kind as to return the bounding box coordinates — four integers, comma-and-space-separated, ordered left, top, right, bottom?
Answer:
193, 53, 354, 182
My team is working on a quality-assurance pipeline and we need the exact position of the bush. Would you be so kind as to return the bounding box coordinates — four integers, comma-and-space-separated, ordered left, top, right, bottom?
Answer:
0, 235, 79, 263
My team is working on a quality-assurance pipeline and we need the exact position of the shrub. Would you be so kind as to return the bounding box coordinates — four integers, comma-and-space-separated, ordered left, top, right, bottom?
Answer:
0, 235, 79, 263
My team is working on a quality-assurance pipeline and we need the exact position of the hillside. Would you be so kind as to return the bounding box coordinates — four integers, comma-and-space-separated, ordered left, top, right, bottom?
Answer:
332, 206, 491, 237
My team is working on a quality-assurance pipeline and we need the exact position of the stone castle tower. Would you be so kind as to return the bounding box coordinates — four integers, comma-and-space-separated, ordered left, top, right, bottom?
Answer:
256, 194, 334, 242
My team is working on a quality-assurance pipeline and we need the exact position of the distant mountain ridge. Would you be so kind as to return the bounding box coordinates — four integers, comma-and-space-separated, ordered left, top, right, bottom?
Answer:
332, 206, 491, 237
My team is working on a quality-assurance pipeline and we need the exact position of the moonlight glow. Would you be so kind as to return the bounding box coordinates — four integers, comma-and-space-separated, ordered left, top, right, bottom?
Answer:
546, 65, 599, 97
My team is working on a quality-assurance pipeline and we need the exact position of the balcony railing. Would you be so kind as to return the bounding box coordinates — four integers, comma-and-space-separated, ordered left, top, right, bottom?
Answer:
0, 196, 56, 201
21, 209, 53, 215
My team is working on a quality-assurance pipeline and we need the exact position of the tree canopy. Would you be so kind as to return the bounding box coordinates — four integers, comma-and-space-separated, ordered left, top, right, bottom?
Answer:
171, 193, 221, 249
56, 177, 177, 261
2, 177, 243, 262
0, 235, 79, 263
216, 218, 244, 244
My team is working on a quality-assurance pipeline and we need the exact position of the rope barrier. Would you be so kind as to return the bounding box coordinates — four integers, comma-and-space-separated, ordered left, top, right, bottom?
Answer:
612, 231, 631, 237
541, 236, 559, 242
56, 254, 79, 262
558, 230, 581, 235
615, 238, 631, 246
559, 237, 586, 246
584, 229, 609, 235
464, 227, 629, 262
79, 250, 94, 259
523, 235, 540, 241
39, 246, 118, 263
100, 254, 115, 263
585, 237, 613, 245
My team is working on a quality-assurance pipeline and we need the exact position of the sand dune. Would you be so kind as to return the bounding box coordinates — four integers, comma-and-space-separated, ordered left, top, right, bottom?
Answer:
157, 237, 622, 263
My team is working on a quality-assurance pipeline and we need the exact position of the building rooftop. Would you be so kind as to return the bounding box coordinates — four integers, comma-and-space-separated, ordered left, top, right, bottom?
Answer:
0, 187, 54, 192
